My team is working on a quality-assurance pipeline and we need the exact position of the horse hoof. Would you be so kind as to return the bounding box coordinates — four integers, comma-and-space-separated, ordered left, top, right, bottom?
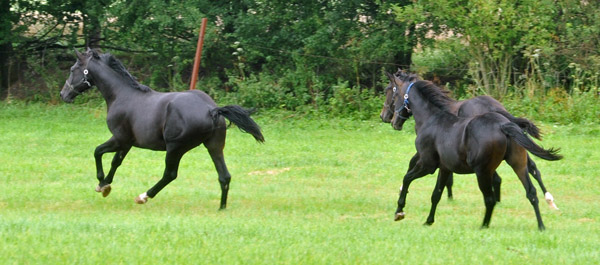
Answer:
135, 192, 149, 204
394, 212, 405, 221
95, 184, 112, 197
545, 192, 559, 210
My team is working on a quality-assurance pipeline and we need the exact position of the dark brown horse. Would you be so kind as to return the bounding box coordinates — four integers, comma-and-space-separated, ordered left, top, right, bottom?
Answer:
60, 49, 264, 209
388, 74, 562, 230
381, 71, 558, 209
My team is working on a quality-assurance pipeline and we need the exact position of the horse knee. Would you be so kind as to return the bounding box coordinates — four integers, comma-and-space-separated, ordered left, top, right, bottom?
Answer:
219, 174, 231, 188
527, 191, 539, 205
111, 158, 123, 168
164, 171, 178, 181
484, 196, 496, 207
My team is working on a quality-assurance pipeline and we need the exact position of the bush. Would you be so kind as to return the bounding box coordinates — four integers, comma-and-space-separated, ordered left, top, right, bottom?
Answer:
502, 89, 599, 124
328, 80, 382, 120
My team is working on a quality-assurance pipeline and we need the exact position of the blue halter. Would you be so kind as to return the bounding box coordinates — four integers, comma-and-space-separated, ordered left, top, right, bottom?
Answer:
403, 82, 414, 112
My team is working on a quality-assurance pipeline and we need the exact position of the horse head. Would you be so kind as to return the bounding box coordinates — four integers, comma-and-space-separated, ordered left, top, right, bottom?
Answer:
60, 48, 98, 103
385, 72, 414, 130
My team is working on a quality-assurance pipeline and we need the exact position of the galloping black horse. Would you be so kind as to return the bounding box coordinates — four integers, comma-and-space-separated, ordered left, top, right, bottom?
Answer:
388, 74, 562, 230
60, 49, 264, 209
381, 70, 558, 209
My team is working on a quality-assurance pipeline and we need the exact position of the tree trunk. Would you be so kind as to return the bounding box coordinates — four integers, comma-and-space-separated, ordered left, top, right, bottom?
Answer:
0, 0, 11, 100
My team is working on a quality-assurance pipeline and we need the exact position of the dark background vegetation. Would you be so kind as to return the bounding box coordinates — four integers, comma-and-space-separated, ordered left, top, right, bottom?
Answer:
1, 0, 598, 122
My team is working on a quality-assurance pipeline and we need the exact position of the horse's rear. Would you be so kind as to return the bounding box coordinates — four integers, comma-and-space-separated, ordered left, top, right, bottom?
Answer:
465, 112, 560, 230
162, 90, 224, 147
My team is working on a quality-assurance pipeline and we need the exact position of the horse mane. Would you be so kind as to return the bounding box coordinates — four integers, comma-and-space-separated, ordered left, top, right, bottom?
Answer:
412, 80, 456, 113
395, 69, 419, 83
99, 53, 151, 92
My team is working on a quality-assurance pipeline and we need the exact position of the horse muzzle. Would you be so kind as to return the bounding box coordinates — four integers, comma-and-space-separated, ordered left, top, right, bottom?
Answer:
392, 121, 404, 131
60, 82, 76, 103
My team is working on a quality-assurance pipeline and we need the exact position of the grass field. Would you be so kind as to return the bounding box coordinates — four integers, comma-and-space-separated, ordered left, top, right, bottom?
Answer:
1, 102, 599, 264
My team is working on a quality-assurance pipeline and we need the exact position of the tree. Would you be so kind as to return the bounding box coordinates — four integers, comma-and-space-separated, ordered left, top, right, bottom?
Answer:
394, 0, 556, 97
0, 0, 12, 100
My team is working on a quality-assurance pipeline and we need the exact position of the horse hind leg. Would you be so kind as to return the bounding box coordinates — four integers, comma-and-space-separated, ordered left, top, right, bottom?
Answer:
527, 155, 558, 209
518, 168, 546, 231
509, 153, 546, 231
475, 170, 497, 229
492, 172, 502, 202
138, 147, 186, 204
205, 133, 231, 210
445, 173, 454, 200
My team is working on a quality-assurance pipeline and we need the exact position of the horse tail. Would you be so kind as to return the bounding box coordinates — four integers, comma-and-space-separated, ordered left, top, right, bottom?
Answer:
497, 110, 542, 140
212, 105, 265, 143
501, 122, 562, 161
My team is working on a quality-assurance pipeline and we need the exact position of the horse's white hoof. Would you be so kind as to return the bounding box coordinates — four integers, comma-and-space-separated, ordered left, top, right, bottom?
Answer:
545, 192, 558, 210
95, 184, 112, 197
135, 192, 149, 204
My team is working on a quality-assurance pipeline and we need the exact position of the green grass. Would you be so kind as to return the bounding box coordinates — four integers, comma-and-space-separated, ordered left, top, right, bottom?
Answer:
0, 102, 599, 264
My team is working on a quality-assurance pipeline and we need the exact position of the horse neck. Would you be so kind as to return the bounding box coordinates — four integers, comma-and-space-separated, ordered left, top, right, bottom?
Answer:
88, 60, 138, 106
410, 91, 453, 130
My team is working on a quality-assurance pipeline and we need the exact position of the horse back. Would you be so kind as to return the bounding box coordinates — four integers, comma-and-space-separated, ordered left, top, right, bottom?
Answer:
457, 95, 507, 117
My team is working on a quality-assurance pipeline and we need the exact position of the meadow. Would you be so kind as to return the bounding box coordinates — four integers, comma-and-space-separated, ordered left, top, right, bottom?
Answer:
0, 102, 598, 264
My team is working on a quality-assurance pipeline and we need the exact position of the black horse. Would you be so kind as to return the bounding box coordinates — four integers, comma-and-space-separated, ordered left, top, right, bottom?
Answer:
381, 71, 558, 209
388, 74, 562, 230
60, 49, 264, 209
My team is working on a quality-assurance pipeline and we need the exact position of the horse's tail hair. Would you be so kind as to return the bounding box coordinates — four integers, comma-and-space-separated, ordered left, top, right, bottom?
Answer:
501, 122, 562, 161
497, 110, 542, 140
212, 105, 265, 143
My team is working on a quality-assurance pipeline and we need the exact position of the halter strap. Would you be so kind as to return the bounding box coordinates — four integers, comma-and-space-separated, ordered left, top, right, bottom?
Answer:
82, 69, 91, 87
403, 82, 414, 112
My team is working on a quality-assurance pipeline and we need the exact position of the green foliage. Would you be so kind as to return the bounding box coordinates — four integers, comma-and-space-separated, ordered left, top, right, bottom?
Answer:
394, 0, 557, 98
225, 73, 291, 109
3, 0, 600, 121
328, 80, 382, 120
503, 90, 600, 124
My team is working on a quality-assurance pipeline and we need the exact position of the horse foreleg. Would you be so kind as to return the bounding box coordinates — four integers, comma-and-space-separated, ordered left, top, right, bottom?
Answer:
138, 149, 184, 204
395, 153, 437, 221
425, 169, 452, 225
94, 138, 124, 197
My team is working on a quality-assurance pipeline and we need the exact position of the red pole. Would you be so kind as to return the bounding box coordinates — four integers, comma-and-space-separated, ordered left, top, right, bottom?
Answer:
190, 18, 208, 90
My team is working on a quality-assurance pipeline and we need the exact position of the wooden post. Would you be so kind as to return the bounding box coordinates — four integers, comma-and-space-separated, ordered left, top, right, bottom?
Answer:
189, 18, 208, 90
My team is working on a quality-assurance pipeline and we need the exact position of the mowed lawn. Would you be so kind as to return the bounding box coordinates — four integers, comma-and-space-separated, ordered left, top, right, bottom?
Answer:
0, 103, 598, 264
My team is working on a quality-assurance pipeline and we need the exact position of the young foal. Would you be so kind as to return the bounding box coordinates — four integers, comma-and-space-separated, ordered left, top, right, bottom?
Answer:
381, 71, 558, 209
389, 75, 562, 230
60, 49, 264, 209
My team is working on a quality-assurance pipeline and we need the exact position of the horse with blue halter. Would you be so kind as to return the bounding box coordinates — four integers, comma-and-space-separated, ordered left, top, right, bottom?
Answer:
60, 49, 264, 209
388, 73, 562, 230
381, 71, 558, 209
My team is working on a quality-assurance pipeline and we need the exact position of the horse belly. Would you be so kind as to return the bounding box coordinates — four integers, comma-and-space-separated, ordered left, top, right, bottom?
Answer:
132, 126, 166, 150
439, 153, 473, 174
128, 111, 167, 150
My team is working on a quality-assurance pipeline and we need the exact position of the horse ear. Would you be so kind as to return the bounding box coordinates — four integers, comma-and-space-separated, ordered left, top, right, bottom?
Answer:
85, 47, 100, 59
385, 72, 395, 83
74, 49, 86, 62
